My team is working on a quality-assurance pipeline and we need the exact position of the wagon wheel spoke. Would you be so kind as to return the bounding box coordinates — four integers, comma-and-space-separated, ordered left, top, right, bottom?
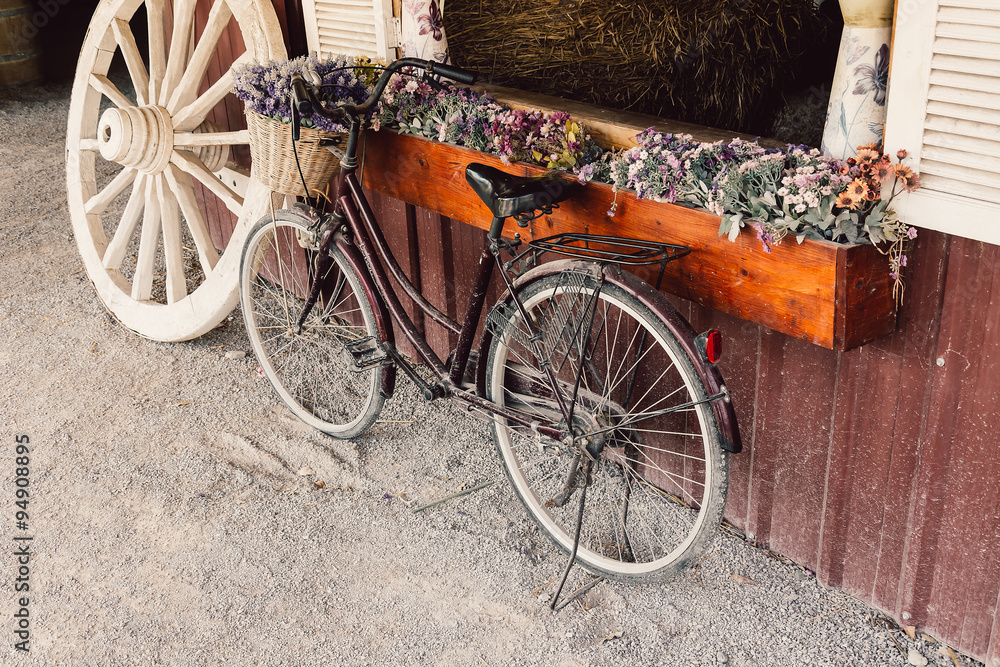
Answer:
173, 129, 250, 147
89, 73, 134, 109
133, 176, 162, 301
167, 0, 233, 114
110, 18, 149, 106
173, 53, 251, 130
158, 175, 188, 303
102, 173, 147, 270
146, 0, 167, 104
162, 0, 197, 100
170, 150, 244, 216
163, 163, 219, 272
84, 166, 136, 215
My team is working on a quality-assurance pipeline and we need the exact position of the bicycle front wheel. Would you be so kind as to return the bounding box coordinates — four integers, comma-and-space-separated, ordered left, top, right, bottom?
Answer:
240, 212, 385, 438
485, 269, 728, 580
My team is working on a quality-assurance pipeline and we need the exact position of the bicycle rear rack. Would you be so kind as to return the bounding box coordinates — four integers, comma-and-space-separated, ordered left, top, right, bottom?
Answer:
506, 232, 691, 291
522, 233, 690, 267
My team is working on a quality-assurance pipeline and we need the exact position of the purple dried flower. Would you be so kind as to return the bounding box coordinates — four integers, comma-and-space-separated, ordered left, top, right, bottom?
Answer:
232, 54, 370, 133
753, 222, 773, 253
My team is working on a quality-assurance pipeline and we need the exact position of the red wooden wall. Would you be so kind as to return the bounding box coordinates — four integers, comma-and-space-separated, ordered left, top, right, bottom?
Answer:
373, 199, 1000, 665
688, 228, 1000, 663
188, 1, 1000, 661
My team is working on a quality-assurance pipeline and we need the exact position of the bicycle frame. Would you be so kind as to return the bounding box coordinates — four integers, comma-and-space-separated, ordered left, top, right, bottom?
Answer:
318, 157, 568, 441
249, 60, 744, 593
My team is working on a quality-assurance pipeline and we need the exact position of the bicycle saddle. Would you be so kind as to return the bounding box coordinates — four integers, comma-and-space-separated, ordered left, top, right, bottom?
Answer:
465, 163, 576, 220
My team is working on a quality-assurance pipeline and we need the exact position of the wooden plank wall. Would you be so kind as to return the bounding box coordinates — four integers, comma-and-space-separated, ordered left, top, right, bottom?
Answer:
364, 196, 1000, 665
191, 1, 1000, 661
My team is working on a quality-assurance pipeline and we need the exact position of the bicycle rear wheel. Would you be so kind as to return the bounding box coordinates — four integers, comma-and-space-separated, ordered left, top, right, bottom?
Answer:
485, 268, 728, 580
240, 212, 385, 438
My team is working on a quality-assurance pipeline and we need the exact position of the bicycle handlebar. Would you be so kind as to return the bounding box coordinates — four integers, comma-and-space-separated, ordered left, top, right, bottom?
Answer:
428, 61, 477, 85
290, 73, 313, 116
290, 58, 478, 132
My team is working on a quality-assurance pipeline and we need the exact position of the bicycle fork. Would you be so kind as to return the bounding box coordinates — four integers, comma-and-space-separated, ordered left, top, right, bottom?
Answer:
294, 223, 338, 334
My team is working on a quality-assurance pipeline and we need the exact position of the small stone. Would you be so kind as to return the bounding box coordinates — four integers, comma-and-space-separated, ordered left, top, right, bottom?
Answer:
907, 648, 928, 666
717, 652, 729, 663
225, 350, 247, 360
297, 466, 315, 476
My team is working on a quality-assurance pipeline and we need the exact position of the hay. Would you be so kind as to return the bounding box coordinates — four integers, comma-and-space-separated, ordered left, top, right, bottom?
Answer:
444, 0, 830, 134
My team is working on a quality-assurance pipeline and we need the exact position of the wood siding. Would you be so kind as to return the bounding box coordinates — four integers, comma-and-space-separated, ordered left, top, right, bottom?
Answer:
367, 195, 1000, 664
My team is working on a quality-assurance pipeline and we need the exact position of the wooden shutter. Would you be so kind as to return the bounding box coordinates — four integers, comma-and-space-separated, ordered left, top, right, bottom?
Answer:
301, 0, 397, 60
883, 0, 1000, 245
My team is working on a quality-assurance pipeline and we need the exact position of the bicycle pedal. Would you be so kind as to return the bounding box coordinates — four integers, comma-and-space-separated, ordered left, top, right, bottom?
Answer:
345, 336, 388, 371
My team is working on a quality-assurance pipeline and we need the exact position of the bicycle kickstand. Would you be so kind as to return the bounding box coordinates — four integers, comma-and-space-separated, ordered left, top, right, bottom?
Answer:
549, 458, 597, 611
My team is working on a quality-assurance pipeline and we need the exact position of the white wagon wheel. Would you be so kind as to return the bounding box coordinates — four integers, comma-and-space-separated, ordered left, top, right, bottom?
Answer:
66, 0, 285, 341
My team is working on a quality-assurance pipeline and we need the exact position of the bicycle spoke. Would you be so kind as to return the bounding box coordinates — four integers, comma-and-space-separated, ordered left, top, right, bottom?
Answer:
625, 449, 704, 503
632, 427, 708, 443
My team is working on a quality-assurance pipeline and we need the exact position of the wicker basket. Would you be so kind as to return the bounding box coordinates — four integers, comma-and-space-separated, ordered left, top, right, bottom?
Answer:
245, 110, 343, 196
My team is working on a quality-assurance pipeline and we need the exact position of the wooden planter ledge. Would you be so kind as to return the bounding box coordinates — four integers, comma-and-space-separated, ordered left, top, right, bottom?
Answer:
361, 88, 895, 352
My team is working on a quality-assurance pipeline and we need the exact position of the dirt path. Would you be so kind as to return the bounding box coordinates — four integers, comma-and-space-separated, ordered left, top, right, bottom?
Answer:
0, 82, 974, 667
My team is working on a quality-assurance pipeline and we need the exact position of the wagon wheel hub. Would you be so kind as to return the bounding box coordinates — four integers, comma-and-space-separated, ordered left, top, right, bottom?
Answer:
98, 105, 174, 174
98, 106, 229, 175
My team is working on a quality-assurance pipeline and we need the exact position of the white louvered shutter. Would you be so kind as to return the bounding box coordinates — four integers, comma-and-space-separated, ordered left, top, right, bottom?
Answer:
302, 0, 397, 60
883, 0, 1000, 245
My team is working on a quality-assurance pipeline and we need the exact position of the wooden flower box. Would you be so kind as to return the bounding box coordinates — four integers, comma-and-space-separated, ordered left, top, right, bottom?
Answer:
361, 131, 896, 351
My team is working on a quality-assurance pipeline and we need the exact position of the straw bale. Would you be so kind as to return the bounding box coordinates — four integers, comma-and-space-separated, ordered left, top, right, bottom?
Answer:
445, 0, 830, 134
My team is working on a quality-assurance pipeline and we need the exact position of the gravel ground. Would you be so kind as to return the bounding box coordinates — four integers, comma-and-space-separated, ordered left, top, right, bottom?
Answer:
0, 82, 984, 667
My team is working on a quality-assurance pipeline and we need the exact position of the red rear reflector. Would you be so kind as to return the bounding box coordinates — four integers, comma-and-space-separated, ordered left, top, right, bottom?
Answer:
704, 329, 722, 364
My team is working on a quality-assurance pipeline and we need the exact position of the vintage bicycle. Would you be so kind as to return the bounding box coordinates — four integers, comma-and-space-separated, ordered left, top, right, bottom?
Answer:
238, 57, 742, 601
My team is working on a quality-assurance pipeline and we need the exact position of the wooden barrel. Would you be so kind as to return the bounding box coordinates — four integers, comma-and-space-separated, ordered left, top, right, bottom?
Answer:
0, 0, 42, 88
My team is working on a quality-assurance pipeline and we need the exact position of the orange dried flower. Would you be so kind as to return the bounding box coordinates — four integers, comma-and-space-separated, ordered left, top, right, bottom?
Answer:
893, 164, 921, 192
856, 148, 880, 164
875, 161, 892, 181
847, 179, 869, 199
835, 191, 857, 209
